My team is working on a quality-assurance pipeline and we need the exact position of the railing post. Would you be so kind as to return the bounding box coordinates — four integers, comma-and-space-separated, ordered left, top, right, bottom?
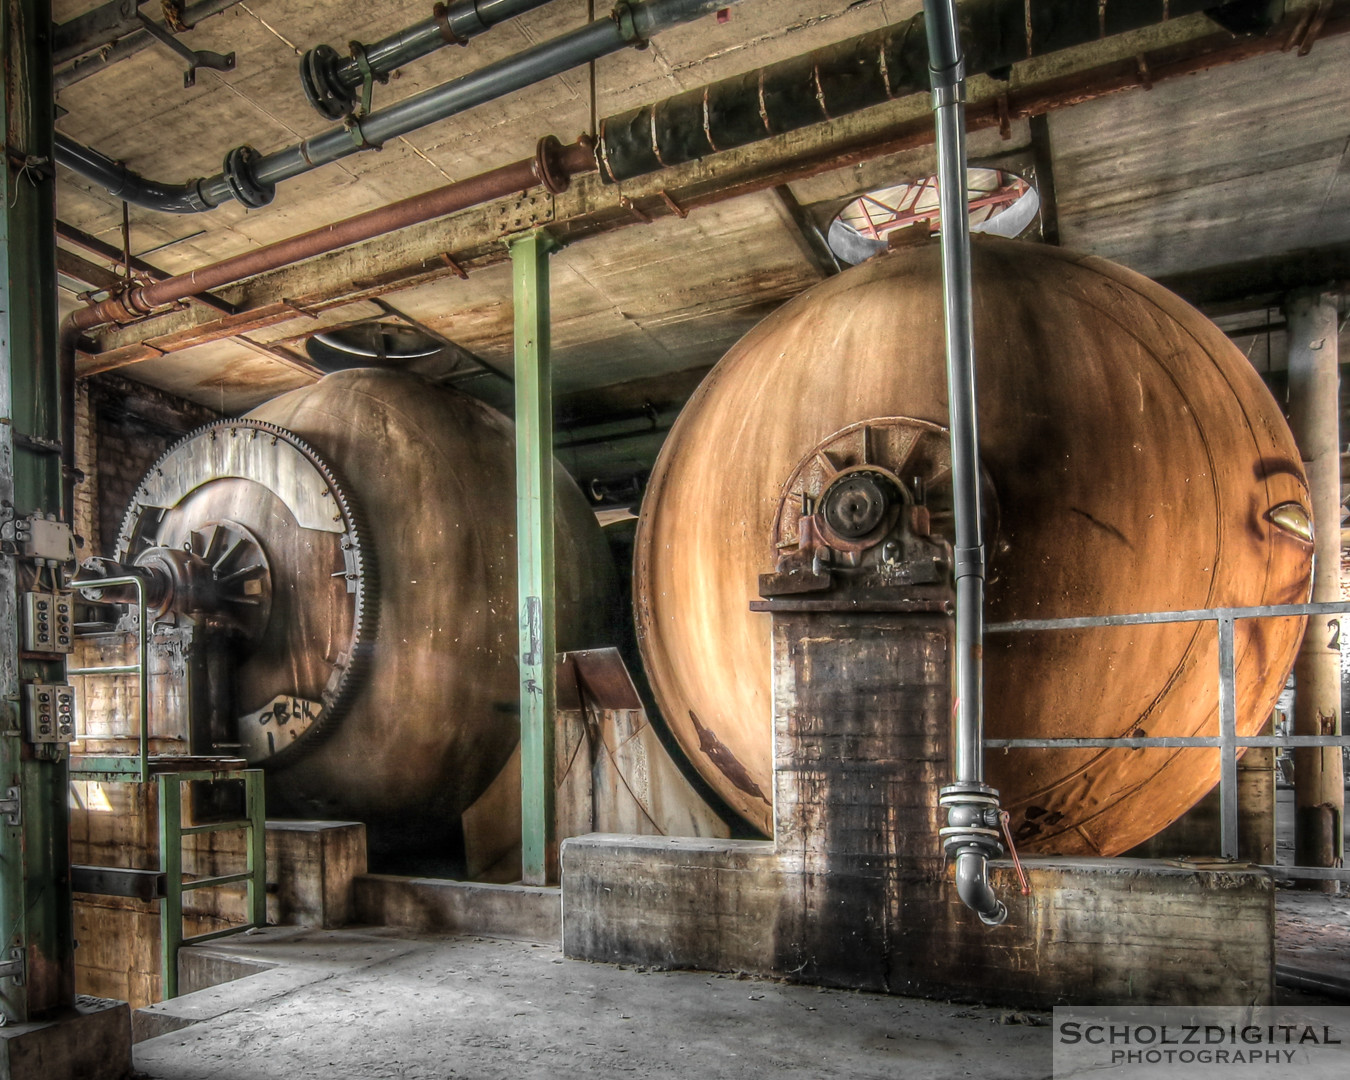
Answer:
158, 775, 184, 1000
245, 770, 267, 928
1217, 613, 1240, 860
509, 229, 560, 886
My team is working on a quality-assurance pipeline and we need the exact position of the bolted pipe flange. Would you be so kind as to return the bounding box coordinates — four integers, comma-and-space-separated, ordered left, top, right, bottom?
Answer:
531, 135, 572, 195
222, 146, 277, 209
938, 782, 1005, 858
299, 44, 356, 121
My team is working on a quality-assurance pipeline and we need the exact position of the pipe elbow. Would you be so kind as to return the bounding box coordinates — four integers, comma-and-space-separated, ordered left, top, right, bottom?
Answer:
955, 850, 1007, 926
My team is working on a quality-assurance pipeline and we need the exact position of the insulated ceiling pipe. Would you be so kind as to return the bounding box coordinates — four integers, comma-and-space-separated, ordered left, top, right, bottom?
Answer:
55, 0, 742, 213
922, 0, 1005, 927
592, 0, 1266, 183
300, 0, 560, 121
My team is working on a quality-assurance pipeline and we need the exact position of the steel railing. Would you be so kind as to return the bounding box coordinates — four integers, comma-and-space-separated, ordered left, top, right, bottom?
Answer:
986, 600, 1350, 880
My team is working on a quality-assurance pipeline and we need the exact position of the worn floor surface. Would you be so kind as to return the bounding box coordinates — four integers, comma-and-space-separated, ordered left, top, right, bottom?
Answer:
133, 928, 1055, 1080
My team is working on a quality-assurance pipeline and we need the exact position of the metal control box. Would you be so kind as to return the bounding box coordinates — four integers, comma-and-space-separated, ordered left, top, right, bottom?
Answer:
22, 591, 74, 653
24, 683, 76, 743
14, 515, 75, 563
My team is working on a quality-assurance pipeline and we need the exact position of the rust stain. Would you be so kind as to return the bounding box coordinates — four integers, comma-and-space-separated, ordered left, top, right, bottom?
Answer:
690, 709, 770, 805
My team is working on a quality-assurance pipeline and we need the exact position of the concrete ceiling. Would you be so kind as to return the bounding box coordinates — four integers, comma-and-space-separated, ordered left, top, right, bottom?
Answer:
52, 0, 1350, 417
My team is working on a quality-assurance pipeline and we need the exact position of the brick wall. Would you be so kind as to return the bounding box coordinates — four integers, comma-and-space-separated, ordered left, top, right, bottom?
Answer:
77, 374, 218, 558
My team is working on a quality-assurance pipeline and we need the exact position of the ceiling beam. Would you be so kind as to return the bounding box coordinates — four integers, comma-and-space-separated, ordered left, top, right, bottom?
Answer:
1156, 243, 1350, 315
79, 6, 1350, 377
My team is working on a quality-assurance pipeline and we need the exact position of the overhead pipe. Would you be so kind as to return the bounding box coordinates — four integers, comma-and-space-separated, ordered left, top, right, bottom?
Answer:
64, 136, 595, 331
55, 0, 741, 213
300, 0, 559, 120
923, 0, 1005, 926
58, 131, 597, 499
593, 0, 1265, 183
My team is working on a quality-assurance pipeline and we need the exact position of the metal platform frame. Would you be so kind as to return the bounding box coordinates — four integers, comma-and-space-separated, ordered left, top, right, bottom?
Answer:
68, 575, 268, 998
988, 599, 1350, 880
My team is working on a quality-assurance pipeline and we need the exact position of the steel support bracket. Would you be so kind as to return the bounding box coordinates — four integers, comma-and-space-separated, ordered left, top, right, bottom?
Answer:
136, 12, 235, 88
0, 787, 20, 826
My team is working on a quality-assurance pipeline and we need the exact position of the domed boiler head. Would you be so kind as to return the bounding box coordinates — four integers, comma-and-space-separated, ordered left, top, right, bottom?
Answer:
634, 237, 1311, 854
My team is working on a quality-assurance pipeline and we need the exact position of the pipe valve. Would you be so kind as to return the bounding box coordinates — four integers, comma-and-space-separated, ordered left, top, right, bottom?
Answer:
939, 782, 1007, 926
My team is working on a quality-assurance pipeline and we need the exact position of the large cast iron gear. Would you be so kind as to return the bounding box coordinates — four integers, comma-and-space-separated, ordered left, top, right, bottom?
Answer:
115, 419, 378, 765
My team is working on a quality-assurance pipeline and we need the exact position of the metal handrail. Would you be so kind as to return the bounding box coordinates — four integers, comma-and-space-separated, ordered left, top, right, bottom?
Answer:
158, 768, 267, 999
67, 574, 149, 784
986, 599, 1350, 879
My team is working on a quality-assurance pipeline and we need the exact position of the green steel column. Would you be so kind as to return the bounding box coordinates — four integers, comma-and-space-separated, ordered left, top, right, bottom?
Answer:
510, 230, 559, 886
1, 0, 76, 1022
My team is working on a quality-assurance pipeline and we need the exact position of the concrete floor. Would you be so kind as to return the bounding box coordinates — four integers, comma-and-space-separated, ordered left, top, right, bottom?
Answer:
127, 785, 1348, 1079
132, 929, 1054, 1080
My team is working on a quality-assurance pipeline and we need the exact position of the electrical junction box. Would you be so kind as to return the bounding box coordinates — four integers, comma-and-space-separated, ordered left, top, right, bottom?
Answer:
14, 515, 75, 563
22, 591, 74, 653
24, 683, 76, 743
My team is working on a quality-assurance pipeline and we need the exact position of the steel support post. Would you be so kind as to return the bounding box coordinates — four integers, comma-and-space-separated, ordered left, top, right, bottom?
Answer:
510, 230, 559, 886
1, 0, 77, 1023
1284, 289, 1344, 892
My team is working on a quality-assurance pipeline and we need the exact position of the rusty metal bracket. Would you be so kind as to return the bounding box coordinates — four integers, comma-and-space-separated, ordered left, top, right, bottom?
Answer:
617, 194, 651, 223
658, 190, 687, 218
438, 252, 469, 279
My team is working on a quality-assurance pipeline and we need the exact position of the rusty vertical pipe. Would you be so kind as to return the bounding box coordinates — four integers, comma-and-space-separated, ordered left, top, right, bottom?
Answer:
67, 137, 595, 334
1285, 289, 1345, 893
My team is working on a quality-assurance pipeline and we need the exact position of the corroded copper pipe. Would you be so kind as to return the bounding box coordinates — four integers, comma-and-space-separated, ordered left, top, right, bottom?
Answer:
69, 136, 596, 333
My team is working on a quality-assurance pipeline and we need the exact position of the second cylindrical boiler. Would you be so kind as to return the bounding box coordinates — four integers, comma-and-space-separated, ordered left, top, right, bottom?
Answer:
634, 237, 1313, 855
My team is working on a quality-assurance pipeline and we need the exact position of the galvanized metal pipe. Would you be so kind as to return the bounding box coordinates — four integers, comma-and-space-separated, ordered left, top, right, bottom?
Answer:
300, 0, 559, 121
925, 0, 1006, 927
56, 0, 738, 213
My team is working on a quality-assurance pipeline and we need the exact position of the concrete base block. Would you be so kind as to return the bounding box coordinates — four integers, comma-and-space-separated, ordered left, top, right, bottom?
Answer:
0, 995, 131, 1080
562, 836, 1275, 1008
354, 875, 560, 943
266, 820, 367, 928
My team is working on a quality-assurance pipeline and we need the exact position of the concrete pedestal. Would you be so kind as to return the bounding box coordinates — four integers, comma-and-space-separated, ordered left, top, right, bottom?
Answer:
0, 996, 131, 1080
560, 609, 1276, 1006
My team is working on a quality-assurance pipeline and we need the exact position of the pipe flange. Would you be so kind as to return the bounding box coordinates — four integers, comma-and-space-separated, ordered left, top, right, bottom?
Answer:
222, 145, 276, 209
432, 2, 469, 44
300, 44, 356, 121
532, 135, 571, 195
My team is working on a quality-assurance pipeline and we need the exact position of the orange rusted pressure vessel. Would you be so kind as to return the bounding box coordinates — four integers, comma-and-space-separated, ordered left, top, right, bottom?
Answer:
635, 237, 1312, 854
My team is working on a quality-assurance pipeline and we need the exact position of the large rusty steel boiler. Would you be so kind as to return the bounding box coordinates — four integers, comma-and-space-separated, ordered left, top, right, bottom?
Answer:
94, 368, 616, 859
634, 236, 1314, 855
